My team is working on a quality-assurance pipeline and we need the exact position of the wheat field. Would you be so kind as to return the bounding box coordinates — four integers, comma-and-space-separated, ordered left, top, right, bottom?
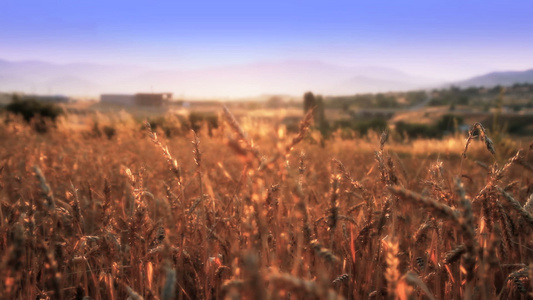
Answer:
0, 108, 532, 300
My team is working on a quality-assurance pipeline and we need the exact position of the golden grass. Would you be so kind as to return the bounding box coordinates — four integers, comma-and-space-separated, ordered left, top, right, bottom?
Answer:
0, 109, 532, 299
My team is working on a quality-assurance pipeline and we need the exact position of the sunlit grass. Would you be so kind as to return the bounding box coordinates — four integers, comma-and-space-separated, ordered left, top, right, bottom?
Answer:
0, 108, 531, 299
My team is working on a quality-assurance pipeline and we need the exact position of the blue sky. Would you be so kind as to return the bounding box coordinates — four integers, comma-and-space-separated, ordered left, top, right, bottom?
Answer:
2, 0, 533, 80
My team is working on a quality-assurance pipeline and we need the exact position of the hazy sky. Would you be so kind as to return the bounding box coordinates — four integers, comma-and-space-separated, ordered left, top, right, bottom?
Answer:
2, 0, 533, 80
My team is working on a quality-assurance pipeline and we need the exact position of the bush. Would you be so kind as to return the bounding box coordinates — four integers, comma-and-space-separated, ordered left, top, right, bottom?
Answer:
103, 125, 116, 140
6, 96, 64, 132
395, 115, 465, 140
6, 97, 63, 122
188, 112, 218, 135
332, 118, 388, 137
145, 115, 184, 138
145, 116, 167, 132
357, 118, 388, 136
395, 121, 440, 139
436, 114, 463, 133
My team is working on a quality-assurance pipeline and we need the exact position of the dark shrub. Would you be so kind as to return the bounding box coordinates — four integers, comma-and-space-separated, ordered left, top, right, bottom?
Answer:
145, 116, 166, 132
332, 118, 388, 137
90, 120, 102, 138
145, 116, 183, 138
357, 118, 388, 136
103, 125, 116, 139
188, 112, 218, 135
6, 96, 64, 132
436, 114, 463, 133
395, 121, 440, 139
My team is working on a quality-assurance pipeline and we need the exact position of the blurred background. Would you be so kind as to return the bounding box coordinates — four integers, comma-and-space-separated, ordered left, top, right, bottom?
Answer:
1, 0, 533, 98
2, 0, 533, 137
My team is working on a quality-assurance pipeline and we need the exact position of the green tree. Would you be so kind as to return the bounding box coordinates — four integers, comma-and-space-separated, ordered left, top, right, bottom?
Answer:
303, 91, 316, 114
315, 95, 329, 137
436, 114, 463, 133
302, 92, 329, 137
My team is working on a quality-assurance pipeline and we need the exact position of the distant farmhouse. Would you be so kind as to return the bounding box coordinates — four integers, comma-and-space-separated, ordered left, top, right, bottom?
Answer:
100, 93, 172, 106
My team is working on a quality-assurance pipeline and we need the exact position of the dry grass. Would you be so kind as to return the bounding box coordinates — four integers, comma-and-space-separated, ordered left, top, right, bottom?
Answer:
1, 108, 533, 300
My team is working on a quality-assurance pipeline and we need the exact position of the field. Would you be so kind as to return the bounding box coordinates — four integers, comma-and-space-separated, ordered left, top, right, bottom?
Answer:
1, 107, 533, 300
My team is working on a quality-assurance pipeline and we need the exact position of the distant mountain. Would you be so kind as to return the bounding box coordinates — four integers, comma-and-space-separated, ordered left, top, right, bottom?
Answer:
453, 69, 533, 88
331, 74, 437, 95
0, 59, 150, 96
0, 58, 442, 98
